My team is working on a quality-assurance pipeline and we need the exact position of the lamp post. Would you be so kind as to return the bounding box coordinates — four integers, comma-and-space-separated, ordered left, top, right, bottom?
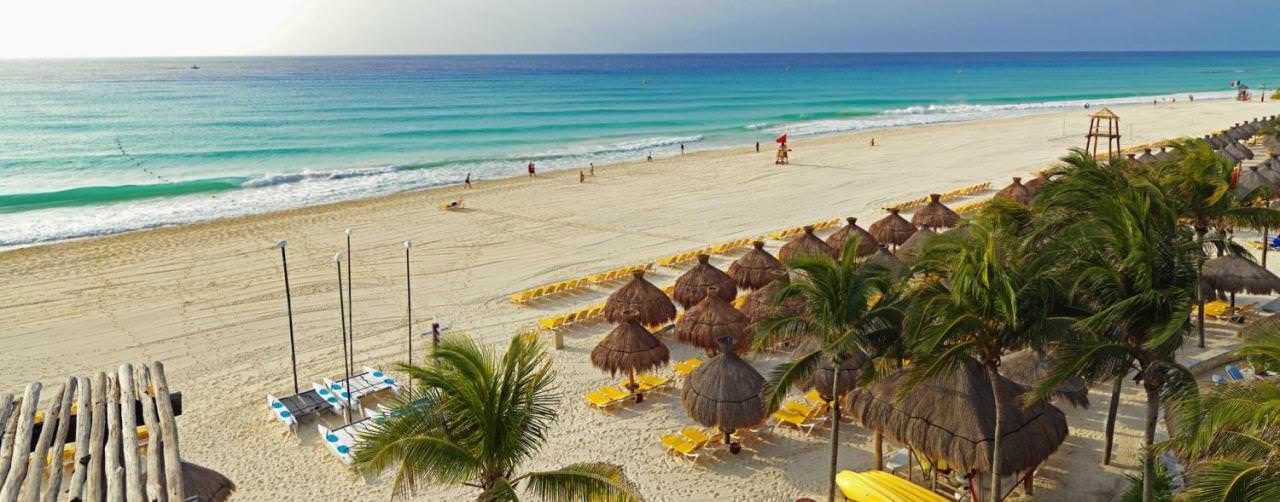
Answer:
277, 240, 298, 395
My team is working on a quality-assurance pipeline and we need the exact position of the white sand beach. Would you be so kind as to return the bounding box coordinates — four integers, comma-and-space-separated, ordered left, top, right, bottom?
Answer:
3, 99, 1278, 501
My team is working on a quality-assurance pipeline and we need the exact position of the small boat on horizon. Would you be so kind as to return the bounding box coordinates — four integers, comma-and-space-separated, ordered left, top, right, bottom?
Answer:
190, 65, 200, 70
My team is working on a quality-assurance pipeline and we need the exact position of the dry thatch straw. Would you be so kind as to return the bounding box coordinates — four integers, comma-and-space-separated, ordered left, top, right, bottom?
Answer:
675, 287, 752, 355
1242, 313, 1280, 341
868, 208, 917, 247
826, 217, 879, 257
1136, 148, 1158, 164
866, 245, 906, 278
1235, 166, 1270, 197
681, 337, 767, 447
800, 351, 867, 401
1000, 349, 1089, 409
910, 194, 961, 230
591, 310, 670, 391
779, 226, 836, 263
182, 462, 236, 502
673, 254, 737, 310
895, 227, 935, 263
1155, 146, 1178, 162
604, 270, 677, 326
1202, 254, 1280, 294
740, 270, 808, 325
727, 241, 784, 290
995, 177, 1033, 205
845, 357, 1068, 476
1023, 176, 1045, 195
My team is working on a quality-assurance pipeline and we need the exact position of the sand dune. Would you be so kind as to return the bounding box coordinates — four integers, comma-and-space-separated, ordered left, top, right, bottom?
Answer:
2, 99, 1277, 501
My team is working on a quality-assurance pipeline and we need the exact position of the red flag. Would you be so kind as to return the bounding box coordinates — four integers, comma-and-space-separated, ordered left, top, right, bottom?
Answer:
775, 134, 787, 144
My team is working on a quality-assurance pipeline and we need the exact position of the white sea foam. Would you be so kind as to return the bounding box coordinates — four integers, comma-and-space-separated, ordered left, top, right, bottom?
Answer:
744, 122, 770, 130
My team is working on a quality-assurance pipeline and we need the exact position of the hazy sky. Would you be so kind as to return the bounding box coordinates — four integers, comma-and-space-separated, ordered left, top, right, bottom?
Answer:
3, 0, 1278, 58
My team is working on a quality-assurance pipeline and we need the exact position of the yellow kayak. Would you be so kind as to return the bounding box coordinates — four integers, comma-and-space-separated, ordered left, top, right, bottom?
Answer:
835, 470, 948, 502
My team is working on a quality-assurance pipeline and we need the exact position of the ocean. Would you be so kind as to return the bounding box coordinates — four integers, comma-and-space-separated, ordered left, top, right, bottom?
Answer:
2, 51, 1278, 247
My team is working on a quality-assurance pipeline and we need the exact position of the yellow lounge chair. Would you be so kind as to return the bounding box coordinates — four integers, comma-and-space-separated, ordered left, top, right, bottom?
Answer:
601, 386, 631, 403
771, 409, 816, 434
804, 389, 826, 406
637, 374, 671, 390
673, 361, 695, 377
835, 470, 949, 502
585, 390, 620, 410
784, 400, 818, 418
660, 434, 701, 462
680, 427, 712, 447
538, 318, 556, 330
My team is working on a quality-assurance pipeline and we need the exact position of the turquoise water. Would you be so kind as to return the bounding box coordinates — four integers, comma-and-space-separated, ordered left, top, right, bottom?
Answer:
2, 52, 1278, 246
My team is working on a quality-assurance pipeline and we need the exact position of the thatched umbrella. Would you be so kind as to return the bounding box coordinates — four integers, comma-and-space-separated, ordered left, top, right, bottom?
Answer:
1202, 254, 1280, 309
1206, 134, 1227, 149
183, 462, 237, 502
896, 227, 935, 263
911, 194, 961, 230
779, 225, 836, 263
1241, 313, 1280, 341
845, 357, 1068, 477
1234, 165, 1270, 197
869, 208, 917, 248
1154, 146, 1177, 162
740, 269, 807, 325
675, 287, 751, 355
728, 241, 784, 290
866, 245, 906, 278
826, 217, 879, 257
800, 350, 868, 401
1226, 141, 1254, 161
1136, 148, 1158, 164
1252, 161, 1280, 190
604, 270, 677, 326
1000, 349, 1089, 409
1263, 136, 1280, 155
681, 336, 767, 453
592, 310, 670, 400
673, 254, 737, 309
995, 177, 1033, 205
1023, 176, 1046, 195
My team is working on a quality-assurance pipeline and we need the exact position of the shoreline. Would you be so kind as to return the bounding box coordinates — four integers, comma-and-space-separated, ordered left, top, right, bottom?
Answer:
3, 99, 1279, 500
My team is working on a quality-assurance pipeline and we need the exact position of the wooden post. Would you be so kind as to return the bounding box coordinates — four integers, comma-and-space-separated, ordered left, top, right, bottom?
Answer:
150, 362, 184, 502
138, 367, 166, 502
873, 430, 884, 471
116, 365, 145, 502
40, 380, 77, 502
66, 377, 92, 502
0, 382, 42, 502
1024, 466, 1036, 495
104, 376, 122, 502
0, 393, 14, 482
23, 383, 65, 502
85, 373, 108, 502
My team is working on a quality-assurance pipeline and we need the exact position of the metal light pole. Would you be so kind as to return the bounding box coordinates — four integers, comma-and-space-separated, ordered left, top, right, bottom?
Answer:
345, 229, 354, 378
277, 240, 299, 395
404, 240, 413, 368
334, 252, 352, 423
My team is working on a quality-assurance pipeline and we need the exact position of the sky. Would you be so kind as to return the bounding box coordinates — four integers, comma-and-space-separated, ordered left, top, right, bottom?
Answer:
2, 0, 1278, 58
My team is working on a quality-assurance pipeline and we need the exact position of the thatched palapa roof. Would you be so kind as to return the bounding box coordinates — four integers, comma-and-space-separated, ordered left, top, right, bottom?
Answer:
1023, 176, 1045, 195
1201, 254, 1280, 294
895, 227, 935, 263
1000, 349, 1089, 409
995, 177, 1033, 205
1136, 148, 1158, 164
681, 337, 767, 439
740, 269, 807, 325
728, 241, 784, 290
673, 254, 737, 310
801, 351, 868, 401
183, 462, 237, 502
779, 225, 835, 263
869, 208, 917, 247
591, 310, 670, 380
604, 270, 677, 326
865, 245, 906, 278
826, 217, 879, 257
675, 287, 752, 355
845, 357, 1068, 476
911, 194, 961, 230
1234, 166, 1270, 197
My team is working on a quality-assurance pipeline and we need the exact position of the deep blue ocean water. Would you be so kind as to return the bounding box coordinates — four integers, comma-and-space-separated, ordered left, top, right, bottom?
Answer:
2, 52, 1278, 246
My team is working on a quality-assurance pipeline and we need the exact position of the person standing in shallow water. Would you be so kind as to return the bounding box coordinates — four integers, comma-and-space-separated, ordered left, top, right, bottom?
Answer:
527, 161, 536, 177
464, 172, 472, 188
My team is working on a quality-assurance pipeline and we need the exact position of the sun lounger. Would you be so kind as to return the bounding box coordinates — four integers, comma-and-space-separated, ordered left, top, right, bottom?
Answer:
636, 374, 672, 392
585, 389, 626, 410
771, 409, 817, 434
680, 427, 713, 448
601, 386, 631, 403
660, 433, 701, 462
1212, 375, 1227, 384
1225, 364, 1247, 381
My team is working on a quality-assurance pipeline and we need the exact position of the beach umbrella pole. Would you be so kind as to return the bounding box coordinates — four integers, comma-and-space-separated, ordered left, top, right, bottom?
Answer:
335, 253, 352, 424
277, 241, 299, 395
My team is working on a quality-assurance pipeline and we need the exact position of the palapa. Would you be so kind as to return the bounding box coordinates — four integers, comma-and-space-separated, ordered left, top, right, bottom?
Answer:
801, 351, 868, 401
1000, 349, 1089, 409
675, 287, 751, 355
1241, 313, 1280, 341
1201, 254, 1280, 295
1023, 176, 1046, 195
995, 177, 1033, 205
778, 225, 836, 263
740, 270, 807, 325
865, 245, 906, 278
895, 227, 935, 263
1234, 166, 1270, 197
1154, 146, 1177, 162
1135, 148, 1158, 164
604, 270, 677, 326
681, 337, 767, 452
868, 208, 917, 247
592, 310, 670, 398
845, 357, 1068, 476
727, 241, 784, 290
825, 217, 879, 257
911, 194, 961, 230
673, 254, 737, 310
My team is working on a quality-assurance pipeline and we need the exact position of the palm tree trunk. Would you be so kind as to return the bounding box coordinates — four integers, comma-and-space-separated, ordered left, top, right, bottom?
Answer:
985, 364, 1004, 502
1196, 226, 1207, 348
827, 374, 841, 502
873, 431, 883, 470
1142, 382, 1161, 502
1102, 375, 1123, 465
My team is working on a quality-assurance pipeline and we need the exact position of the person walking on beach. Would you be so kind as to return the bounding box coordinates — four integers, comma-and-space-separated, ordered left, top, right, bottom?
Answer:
870, 137, 876, 147
755, 141, 760, 153
464, 172, 472, 188
589, 163, 595, 176
646, 152, 653, 162
579, 170, 585, 183
680, 143, 685, 155
431, 315, 441, 348
527, 162, 536, 177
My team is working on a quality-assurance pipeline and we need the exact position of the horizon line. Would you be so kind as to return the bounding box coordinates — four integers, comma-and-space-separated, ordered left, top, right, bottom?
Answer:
5, 48, 1280, 61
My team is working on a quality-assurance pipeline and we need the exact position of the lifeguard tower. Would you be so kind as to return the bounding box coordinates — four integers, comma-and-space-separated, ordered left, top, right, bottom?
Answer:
1085, 108, 1121, 160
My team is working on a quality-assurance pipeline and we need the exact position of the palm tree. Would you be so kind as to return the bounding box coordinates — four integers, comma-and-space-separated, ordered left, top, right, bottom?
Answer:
353, 333, 643, 501
753, 238, 902, 502
1031, 151, 1200, 502
901, 201, 1065, 501
1168, 330, 1280, 502
1151, 139, 1280, 347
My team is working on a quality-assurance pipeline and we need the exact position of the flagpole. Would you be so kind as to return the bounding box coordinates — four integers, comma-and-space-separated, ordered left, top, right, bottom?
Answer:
277, 240, 299, 395
404, 240, 413, 370
345, 229, 354, 379
334, 252, 352, 424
